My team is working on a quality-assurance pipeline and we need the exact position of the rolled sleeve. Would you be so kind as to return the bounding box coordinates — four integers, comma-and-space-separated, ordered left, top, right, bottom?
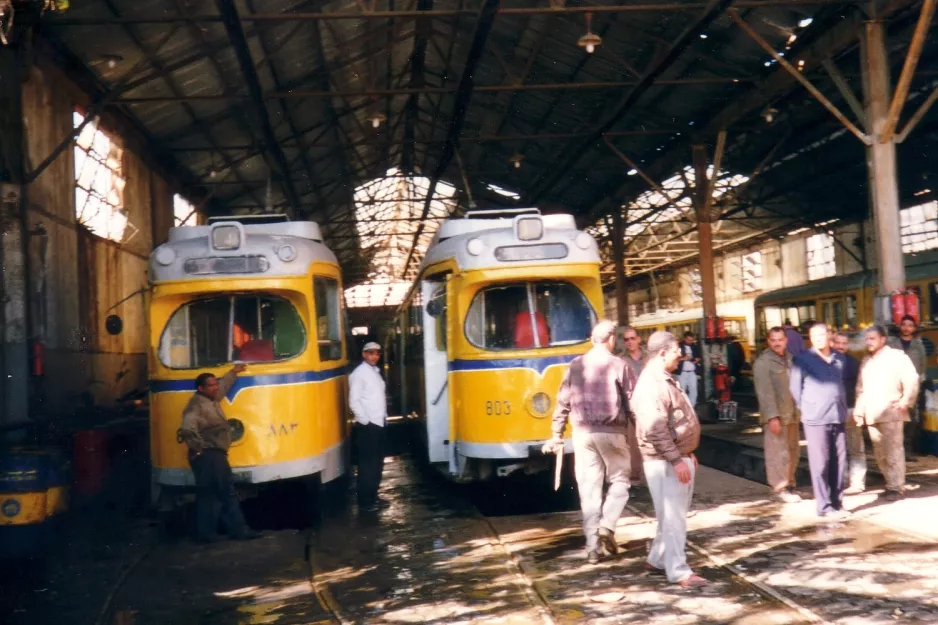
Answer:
551, 368, 572, 438
180, 407, 204, 453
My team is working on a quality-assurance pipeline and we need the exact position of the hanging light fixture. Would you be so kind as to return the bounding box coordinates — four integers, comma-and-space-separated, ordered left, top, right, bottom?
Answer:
509, 153, 524, 169
370, 112, 387, 129
763, 107, 779, 124
577, 13, 602, 54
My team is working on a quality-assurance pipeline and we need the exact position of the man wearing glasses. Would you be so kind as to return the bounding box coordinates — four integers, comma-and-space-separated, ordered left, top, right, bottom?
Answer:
621, 326, 646, 485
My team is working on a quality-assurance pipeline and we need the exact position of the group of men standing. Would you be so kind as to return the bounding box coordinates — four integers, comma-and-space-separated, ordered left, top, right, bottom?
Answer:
549, 321, 707, 588
754, 319, 921, 519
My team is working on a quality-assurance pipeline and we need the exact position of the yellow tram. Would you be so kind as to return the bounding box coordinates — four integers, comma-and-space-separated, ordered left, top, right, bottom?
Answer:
146, 215, 350, 502
754, 249, 938, 378
387, 208, 603, 481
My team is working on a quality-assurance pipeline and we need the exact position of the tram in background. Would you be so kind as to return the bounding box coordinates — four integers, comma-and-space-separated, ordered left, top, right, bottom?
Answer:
386, 209, 603, 482
754, 249, 938, 378
144, 214, 351, 508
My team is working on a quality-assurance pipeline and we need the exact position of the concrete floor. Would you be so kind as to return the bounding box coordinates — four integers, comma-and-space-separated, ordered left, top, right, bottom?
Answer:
4, 445, 938, 624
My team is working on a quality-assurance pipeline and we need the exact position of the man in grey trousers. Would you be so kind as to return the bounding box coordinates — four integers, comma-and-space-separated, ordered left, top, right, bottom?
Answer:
547, 320, 636, 564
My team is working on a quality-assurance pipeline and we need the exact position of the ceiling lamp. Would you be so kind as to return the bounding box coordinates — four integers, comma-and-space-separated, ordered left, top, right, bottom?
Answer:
763, 107, 779, 123
370, 112, 387, 129
577, 13, 602, 54
509, 153, 524, 169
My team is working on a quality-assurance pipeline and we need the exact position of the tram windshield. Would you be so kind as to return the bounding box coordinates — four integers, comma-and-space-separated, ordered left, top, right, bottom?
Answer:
159, 295, 306, 368
465, 281, 596, 350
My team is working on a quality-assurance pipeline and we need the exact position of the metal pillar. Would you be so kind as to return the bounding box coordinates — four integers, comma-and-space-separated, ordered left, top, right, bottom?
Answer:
612, 209, 629, 326
862, 21, 905, 298
692, 145, 717, 319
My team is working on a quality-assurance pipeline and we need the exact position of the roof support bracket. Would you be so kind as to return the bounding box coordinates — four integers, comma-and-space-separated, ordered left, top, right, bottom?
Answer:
880, 0, 936, 143
729, 9, 870, 145
821, 58, 867, 129
896, 84, 938, 143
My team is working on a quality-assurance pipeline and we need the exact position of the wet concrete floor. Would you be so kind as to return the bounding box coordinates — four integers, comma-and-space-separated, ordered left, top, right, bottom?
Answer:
4, 451, 938, 624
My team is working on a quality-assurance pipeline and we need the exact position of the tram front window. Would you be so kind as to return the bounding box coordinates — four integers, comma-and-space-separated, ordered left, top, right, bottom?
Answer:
159, 295, 306, 369
465, 282, 596, 350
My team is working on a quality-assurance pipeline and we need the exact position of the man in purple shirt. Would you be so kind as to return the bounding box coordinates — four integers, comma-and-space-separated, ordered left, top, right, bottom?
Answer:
548, 320, 636, 564
783, 319, 805, 357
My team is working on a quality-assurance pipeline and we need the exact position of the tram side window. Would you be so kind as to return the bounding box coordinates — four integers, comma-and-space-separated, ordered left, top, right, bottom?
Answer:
846, 294, 859, 330
314, 277, 343, 361
464, 282, 595, 350
159, 295, 305, 369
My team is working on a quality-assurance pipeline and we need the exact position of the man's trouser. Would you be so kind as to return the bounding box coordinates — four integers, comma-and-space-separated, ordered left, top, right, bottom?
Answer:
869, 420, 905, 493
803, 423, 847, 516
905, 392, 924, 453
764, 422, 800, 492
355, 422, 386, 507
845, 410, 867, 490
572, 430, 631, 553
627, 418, 644, 484
644, 457, 695, 583
190, 449, 249, 540
679, 370, 698, 405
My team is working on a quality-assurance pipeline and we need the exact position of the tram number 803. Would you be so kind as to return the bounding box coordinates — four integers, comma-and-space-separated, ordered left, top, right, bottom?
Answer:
485, 400, 511, 416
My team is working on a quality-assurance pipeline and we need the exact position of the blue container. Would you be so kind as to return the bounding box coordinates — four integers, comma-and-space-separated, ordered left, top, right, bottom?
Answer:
0, 448, 70, 561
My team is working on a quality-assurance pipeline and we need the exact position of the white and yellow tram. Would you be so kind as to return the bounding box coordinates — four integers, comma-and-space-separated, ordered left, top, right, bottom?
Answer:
386, 209, 603, 481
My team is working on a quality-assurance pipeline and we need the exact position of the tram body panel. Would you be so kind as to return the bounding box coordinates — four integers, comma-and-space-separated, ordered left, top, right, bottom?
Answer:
147, 220, 350, 490
391, 210, 603, 480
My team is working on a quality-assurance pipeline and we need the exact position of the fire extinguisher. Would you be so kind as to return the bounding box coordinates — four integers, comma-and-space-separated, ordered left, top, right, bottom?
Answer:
705, 316, 716, 340
717, 317, 727, 339
904, 289, 920, 325
891, 290, 906, 326
714, 365, 731, 403
31, 339, 45, 377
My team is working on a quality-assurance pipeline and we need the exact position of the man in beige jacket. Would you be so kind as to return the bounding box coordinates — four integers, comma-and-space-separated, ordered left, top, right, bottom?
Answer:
854, 325, 920, 500
632, 331, 705, 588
752, 326, 801, 503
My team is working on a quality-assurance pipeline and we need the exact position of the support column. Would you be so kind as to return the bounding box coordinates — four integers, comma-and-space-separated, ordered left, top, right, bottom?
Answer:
692, 145, 717, 319
612, 209, 629, 326
862, 20, 905, 297
0, 45, 29, 432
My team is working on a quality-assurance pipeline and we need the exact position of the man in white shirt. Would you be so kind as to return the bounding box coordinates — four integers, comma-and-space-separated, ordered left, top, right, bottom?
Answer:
349, 342, 389, 511
678, 332, 700, 405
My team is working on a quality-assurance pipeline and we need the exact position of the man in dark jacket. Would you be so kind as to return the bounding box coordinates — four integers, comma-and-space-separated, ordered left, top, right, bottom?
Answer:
789, 323, 849, 520
180, 365, 261, 543
833, 331, 864, 494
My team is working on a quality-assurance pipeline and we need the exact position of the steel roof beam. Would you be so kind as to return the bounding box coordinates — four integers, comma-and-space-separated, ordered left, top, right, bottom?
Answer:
215, 0, 301, 214
402, 0, 501, 276
49, 1, 859, 25
115, 77, 754, 103
403, 0, 432, 174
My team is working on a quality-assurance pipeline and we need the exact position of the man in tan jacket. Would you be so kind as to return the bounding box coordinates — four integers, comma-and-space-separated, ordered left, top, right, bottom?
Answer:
632, 331, 705, 588
854, 325, 920, 501
180, 364, 261, 543
753, 326, 801, 503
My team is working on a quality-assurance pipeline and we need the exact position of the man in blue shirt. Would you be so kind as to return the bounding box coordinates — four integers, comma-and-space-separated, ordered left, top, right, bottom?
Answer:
783, 319, 805, 357
789, 323, 849, 520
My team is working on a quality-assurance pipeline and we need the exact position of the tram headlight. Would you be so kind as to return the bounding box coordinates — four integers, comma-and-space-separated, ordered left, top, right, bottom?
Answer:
530, 392, 552, 416
212, 225, 241, 250
575, 232, 594, 250
516, 217, 543, 241
277, 244, 297, 262
228, 418, 245, 443
155, 246, 176, 266
466, 238, 485, 256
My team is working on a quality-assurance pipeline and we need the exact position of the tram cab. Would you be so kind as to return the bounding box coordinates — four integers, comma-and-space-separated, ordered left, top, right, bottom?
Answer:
390, 208, 603, 482
146, 215, 350, 502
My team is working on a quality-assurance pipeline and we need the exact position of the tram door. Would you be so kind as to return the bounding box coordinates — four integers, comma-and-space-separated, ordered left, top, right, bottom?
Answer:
422, 279, 450, 465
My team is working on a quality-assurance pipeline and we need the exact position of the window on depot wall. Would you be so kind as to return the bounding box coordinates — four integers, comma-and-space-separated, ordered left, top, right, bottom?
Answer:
174, 194, 198, 227
741, 251, 762, 293
806, 233, 836, 281
73, 111, 132, 243
900, 201, 938, 254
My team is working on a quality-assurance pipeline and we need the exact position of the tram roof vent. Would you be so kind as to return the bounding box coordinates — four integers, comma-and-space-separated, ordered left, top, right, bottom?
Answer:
170, 215, 323, 243
207, 214, 290, 226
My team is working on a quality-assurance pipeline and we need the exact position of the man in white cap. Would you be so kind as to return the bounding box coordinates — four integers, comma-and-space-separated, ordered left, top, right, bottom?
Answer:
349, 341, 389, 511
